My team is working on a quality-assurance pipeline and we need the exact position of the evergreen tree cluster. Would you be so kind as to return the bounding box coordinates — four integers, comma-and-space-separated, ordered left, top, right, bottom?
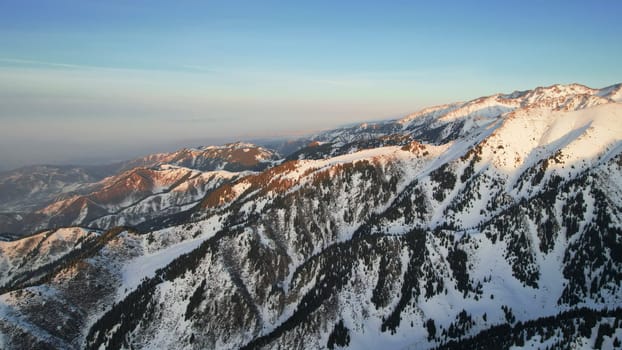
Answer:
434, 307, 622, 350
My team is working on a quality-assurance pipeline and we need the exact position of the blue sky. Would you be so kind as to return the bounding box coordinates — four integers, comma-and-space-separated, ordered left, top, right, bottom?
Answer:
1, 0, 621, 170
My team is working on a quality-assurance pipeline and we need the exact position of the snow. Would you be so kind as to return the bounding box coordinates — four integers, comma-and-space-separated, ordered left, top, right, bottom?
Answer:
437, 95, 516, 124
120, 238, 202, 295
75, 204, 89, 224
117, 215, 223, 301
0, 286, 73, 349
0, 227, 98, 287
399, 103, 462, 125
597, 83, 622, 102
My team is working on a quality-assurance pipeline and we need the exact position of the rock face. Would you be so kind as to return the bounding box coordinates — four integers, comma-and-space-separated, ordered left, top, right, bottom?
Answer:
1, 83, 622, 350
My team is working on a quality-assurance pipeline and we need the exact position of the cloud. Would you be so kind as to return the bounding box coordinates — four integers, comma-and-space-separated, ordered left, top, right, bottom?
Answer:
178, 64, 221, 73
0, 57, 133, 72
0, 57, 224, 79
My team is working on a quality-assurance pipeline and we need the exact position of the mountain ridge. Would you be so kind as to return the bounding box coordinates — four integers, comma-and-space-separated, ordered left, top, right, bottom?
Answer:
0, 82, 621, 349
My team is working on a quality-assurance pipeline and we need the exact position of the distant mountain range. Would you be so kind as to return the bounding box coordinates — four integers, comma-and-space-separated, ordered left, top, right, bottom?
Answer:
1, 82, 621, 349
0, 142, 279, 236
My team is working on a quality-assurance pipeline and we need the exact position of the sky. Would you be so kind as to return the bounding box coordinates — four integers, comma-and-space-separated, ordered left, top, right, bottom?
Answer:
1, 0, 621, 171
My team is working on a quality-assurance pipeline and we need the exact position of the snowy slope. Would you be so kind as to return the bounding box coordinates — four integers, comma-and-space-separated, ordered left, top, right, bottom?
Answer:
0, 227, 100, 290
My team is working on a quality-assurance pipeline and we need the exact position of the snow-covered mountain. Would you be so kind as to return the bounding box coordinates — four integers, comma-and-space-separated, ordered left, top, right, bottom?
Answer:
15, 165, 241, 235
128, 142, 280, 172
0, 143, 279, 237
1, 83, 622, 350
0, 165, 106, 213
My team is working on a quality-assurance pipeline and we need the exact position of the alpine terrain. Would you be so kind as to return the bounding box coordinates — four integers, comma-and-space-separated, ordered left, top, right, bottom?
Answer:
1, 82, 622, 350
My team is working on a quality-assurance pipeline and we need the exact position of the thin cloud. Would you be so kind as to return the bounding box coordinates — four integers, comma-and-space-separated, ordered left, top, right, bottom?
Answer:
0, 57, 465, 90
0, 57, 133, 72
178, 64, 221, 73
0, 57, 206, 75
